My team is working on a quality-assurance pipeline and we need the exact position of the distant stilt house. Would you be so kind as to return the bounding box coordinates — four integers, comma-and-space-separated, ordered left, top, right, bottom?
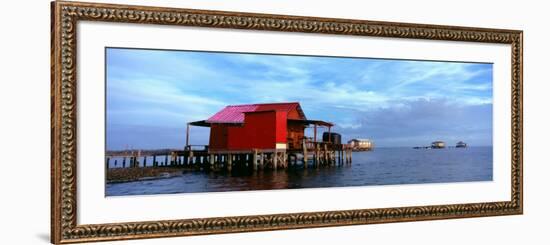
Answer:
347, 139, 374, 151
184, 102, 353, 170
456, 141, 468, 148
431, 141, 445, 149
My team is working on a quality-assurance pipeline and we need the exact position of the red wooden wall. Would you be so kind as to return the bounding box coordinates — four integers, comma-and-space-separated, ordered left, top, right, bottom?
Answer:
209, 110, 289, 151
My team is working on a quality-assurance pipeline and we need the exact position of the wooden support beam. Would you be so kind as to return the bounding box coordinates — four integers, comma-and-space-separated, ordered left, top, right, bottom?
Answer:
153, 155, 157, 167
324, 144, 328, 166
253, 150, 258, 171
273, 152, 278, 170
143, 156, 147, 167
302, 139, 308, 168
315, 144, 320, 168
122, 157, 126, 168
227, 154, 232, 171
344, 149, 348, 164
209, 154, 215, 170
259, 153, 264, 170
185, 123, 190, 147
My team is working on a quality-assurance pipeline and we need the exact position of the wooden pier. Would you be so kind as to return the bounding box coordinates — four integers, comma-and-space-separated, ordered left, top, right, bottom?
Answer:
106, 102, 357, 176
105, 139, 352, 172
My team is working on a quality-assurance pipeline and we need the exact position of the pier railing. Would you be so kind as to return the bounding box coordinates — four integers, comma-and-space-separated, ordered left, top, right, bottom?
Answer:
300, 138, 351, 152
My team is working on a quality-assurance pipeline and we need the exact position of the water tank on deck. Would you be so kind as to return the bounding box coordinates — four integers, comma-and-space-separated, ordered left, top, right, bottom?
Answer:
322, 132, 341, 144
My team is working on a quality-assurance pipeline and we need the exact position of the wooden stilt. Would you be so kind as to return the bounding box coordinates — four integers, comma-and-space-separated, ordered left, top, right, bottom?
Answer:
122, 157, 126, 168
315, 145, 320, 167
209, 154, 215, 170
302, 140, 308, 168
259, 153, 264, 170
143, 156, 147, 167
273, 151, 278, 170
324, 144, 329, 166
253, 150, 258, 171
283, 151, 288, 168
227, 154, 232, 171
185, 123, 190, 147
106, 157, 110, 169
344, 149, 348, 164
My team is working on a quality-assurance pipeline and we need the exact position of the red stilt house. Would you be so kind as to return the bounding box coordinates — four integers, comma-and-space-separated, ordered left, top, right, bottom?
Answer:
186, 102, 333, 152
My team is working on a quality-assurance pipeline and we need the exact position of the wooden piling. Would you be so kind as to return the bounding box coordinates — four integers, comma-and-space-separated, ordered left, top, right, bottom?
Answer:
253, 150, 258, 171
143, 156, 147, 167
227, 153, 232, 171
273, 152, 278, 170
259, 153, 264, 170
106, 157, 110, 169
122, 157, 126, 168
302, 140, 308, 168
209, 154, 215, 170
344, 149, 348, 164
324, 144, 329, 166
315, 145, 320, 168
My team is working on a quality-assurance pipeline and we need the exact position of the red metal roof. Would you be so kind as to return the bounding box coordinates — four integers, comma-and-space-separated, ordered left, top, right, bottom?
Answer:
206, 102, 306, 124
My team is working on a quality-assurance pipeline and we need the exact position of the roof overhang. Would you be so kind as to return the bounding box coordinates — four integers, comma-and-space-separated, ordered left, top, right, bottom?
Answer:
188, 120, 246, 127
288, 119, 333, 127
188, 120, 211, 127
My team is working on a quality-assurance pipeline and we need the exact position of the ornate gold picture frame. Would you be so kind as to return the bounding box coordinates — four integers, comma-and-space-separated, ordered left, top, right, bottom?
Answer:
51, 1, 523, 243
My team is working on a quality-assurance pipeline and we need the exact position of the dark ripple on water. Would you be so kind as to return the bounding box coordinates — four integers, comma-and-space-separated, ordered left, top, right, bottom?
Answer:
106, 146, 493, 196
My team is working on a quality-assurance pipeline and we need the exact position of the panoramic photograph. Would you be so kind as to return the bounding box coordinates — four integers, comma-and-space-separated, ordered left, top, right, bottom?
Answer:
104, 47, 493, 196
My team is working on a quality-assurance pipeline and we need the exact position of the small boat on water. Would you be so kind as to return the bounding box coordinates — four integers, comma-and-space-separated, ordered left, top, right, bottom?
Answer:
431, 141, 445, 149
456, 141, 468, 148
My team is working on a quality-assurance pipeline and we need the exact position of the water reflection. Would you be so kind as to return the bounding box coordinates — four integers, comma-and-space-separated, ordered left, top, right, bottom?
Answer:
106, 147, 492, 196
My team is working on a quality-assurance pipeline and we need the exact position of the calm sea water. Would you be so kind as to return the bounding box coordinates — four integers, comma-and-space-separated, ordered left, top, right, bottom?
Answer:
106, 146, 492, 196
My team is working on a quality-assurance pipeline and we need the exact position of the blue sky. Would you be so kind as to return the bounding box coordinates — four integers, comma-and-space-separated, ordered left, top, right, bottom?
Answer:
106, 48, 493, 150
